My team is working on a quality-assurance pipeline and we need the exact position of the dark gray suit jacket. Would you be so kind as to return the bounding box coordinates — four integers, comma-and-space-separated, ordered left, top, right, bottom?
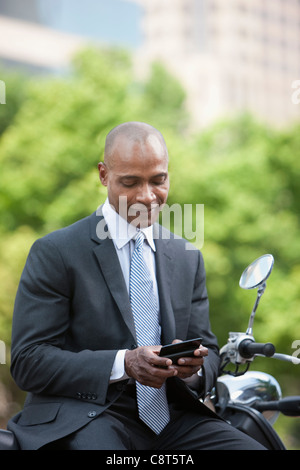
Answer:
8, 210, 220, 449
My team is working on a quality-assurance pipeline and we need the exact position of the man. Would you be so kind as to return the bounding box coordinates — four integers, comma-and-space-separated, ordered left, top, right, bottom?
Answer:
8, 122, 265, 449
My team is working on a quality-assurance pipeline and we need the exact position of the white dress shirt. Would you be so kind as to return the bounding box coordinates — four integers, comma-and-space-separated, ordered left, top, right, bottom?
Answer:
102, 199, 201, 389
102, 199, 159, 382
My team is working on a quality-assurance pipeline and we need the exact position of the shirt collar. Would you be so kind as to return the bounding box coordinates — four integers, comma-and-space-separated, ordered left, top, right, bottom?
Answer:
102, 199, 156, 252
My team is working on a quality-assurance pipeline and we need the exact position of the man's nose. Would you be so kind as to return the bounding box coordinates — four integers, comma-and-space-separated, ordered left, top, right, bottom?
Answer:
136, 184, 156, 205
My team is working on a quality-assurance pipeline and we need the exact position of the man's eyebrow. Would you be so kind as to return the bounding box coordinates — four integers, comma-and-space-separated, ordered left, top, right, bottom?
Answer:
119, 175, 139, 180
152, 172, 168, 178
119, 172, 168, 179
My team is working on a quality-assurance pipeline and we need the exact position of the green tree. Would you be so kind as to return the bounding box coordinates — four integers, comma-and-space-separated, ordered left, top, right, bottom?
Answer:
0, 49, 188, 233
0, 48, 299, 447
139, 62, 188, 131
0, 68, 29, 136
0, 46, 189, 424
167, 114, 300, 381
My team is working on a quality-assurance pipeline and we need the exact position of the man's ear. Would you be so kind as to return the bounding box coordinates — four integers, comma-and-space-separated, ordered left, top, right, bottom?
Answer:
98, 162, 108, 186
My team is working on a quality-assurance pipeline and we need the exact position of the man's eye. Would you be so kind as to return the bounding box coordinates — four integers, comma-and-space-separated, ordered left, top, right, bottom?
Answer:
152, 179, 165, 185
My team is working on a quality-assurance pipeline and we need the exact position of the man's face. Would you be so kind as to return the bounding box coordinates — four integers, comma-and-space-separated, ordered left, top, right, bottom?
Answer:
98, 134, 169, 227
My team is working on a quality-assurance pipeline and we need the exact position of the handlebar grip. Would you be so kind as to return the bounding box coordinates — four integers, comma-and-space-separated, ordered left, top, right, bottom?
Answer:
254, 396, 300, 416
239, 339, 275, 359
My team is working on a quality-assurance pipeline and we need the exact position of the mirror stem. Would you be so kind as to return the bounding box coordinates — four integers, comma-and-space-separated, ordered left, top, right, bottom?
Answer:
246, 282, 266, 335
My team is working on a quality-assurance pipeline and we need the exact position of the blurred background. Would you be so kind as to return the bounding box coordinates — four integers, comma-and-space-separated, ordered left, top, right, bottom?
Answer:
0, 0, 299, 449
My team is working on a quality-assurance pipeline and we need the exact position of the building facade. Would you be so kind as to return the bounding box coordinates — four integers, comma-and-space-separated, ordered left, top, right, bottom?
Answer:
133, 0, 300, 127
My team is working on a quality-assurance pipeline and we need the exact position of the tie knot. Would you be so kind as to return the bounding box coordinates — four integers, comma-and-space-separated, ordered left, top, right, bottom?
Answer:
135, 231, 145, 250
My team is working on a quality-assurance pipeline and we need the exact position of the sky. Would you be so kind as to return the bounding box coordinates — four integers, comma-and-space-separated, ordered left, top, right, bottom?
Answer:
38, 0, 143, 48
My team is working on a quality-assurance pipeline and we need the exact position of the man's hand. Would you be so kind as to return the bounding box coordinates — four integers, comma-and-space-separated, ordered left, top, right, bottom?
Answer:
125, 346, 178, 388
169, 339, 208, 380
124, 340, 208, 387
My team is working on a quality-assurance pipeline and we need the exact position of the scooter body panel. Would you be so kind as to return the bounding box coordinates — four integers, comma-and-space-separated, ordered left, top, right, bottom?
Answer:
219, 403, 286, 450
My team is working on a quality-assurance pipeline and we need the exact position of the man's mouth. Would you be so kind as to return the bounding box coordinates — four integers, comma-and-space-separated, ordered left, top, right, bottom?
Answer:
127, 203, 161, 227
128, 203, 160, 216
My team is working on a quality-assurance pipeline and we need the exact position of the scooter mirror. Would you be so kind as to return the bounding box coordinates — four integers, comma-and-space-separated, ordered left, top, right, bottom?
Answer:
239, 254, 274, 290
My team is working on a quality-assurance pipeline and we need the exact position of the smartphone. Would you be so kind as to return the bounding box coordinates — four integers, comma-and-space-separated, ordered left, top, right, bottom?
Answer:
159, 337, 203, 364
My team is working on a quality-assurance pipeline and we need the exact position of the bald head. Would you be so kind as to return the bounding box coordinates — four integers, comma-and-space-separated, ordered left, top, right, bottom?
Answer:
104, 121, 168, 168
98, 121, 170, 227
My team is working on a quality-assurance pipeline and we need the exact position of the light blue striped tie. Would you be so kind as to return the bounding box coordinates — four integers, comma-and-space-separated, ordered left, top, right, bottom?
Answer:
129, 231, 170, 434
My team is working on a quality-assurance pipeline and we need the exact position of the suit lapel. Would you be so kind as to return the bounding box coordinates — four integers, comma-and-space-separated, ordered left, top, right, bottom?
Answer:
154, 230, 176, 345
90, 211, 176, 345
90, 211, 137, 341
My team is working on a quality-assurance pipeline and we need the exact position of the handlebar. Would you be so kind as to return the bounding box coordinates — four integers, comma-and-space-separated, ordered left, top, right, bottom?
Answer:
220, 331, 298, 376
253, 396, 300, 417
239, 339, 275, 359
219, 333, 277, 374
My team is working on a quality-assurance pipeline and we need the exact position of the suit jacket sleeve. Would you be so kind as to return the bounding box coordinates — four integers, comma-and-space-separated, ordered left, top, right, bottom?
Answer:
10, 237, 117, 405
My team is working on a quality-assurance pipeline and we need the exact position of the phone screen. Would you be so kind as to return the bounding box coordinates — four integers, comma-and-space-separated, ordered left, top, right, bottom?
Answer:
159, 337, 203, 363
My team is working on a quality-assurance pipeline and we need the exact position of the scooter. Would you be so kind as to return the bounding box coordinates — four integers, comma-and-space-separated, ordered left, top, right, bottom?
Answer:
0, 255, 299, 450
213, 254, 300, 450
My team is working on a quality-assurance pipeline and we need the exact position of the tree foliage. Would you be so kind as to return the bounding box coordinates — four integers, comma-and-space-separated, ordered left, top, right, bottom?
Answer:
0, 46, 299, 445
167, 115, 300, 353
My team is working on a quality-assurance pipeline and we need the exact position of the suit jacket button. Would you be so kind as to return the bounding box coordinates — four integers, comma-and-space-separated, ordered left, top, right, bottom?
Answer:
88, 411, 97, 418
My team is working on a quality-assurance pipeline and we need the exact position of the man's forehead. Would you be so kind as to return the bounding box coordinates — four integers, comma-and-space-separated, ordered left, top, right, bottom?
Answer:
111, 132, 168, 161
145, 133, 166, 153
114, 131, 164, 148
